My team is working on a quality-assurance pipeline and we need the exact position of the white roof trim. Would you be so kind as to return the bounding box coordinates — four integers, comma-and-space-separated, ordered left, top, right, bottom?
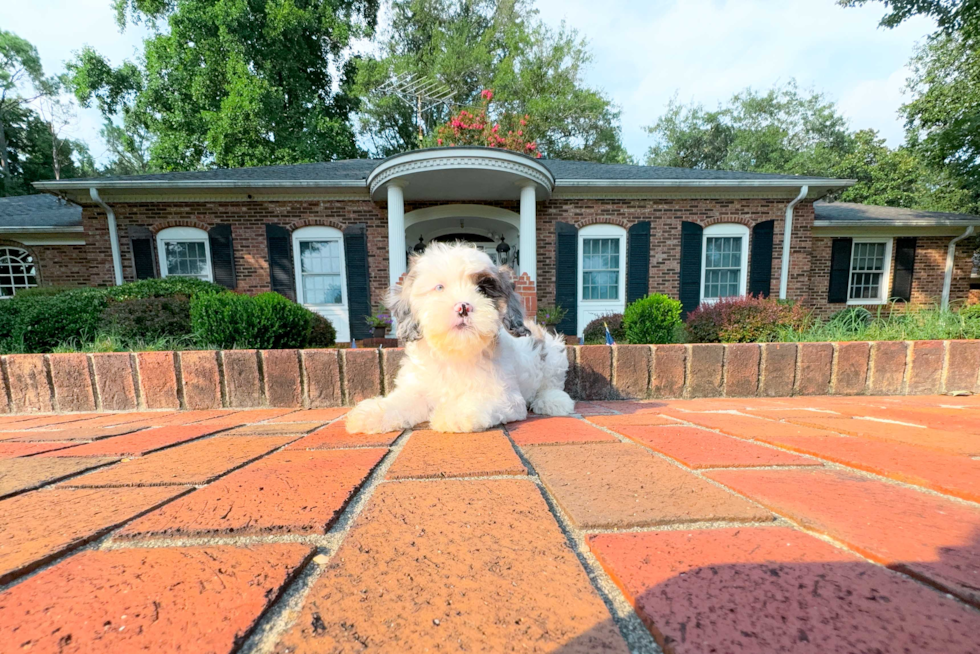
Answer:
556, 178, 854, 188
0, 226, 84, 233
814, 219, 980, 227
33, 179, 366, 190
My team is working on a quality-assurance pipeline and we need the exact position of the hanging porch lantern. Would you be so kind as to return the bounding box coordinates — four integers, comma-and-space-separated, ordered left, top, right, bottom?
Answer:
496, 235, 511, 266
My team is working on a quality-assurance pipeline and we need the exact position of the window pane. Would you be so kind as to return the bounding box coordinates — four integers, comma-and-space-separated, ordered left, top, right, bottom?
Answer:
303, 274, 343, 304
582, 238, 620, 300
300, 241, 341, 274
848, 242, 887, 300
0, 247, 39, 297
703, 236, 742, 299
164, 241, 209, 279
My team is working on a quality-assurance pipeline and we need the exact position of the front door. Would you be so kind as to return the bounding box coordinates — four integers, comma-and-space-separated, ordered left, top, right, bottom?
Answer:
576, 224, 627, 336
293, 226, 350, 342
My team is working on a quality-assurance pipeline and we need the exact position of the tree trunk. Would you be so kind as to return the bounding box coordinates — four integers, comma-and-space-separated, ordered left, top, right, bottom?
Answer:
49, 121, 60, 180
0, 114, 9, 178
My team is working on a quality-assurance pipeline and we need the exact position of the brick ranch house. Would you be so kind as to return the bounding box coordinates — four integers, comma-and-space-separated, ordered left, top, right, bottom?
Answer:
1, 147, 977, 341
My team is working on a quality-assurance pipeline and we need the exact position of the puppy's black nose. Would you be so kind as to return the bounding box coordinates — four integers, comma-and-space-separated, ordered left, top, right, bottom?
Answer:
454, 302, 473, 317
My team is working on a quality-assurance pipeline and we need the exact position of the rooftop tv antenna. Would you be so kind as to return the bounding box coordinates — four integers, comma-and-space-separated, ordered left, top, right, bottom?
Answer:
379, 73, 455, 145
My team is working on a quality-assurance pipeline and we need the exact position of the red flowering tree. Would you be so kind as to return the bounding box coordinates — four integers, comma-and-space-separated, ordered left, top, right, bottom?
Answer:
431, 90, 541, 158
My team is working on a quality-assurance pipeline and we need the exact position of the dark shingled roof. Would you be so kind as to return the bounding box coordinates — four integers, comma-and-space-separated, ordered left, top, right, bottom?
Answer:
0, 194, 82, 228
36, 155, 841, 185
814, 201, 980, 224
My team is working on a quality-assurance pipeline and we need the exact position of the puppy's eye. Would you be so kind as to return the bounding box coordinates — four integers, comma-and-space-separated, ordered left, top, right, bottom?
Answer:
434, 284, 444, 292
476, 275, 502, 298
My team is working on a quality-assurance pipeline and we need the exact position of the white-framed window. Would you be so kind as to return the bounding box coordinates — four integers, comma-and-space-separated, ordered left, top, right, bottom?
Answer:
701, 223, 749, 302
577, 224, 627, 336
848, 238, 893, 304
0, 247, 38, 298
156, 226, 212, 281
292, 226, 350, 342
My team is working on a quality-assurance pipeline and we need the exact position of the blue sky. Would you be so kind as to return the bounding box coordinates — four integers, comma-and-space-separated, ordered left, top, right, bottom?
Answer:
4, 0, 935, 165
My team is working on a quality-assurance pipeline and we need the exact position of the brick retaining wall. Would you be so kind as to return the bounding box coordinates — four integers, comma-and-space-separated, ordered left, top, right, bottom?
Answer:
1, 341, 977, 413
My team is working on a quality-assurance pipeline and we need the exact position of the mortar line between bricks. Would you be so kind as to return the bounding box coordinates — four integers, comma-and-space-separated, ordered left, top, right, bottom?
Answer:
499, 424, 663, 654
236, 427, 415, 654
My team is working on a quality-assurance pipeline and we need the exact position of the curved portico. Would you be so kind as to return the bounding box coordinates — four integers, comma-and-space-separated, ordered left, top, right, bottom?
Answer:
366, 148, 555, 300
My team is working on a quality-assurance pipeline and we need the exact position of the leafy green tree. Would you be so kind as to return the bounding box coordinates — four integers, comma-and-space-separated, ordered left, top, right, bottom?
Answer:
839, 0, 980, 38
68, 0, 381, 171
356, 0, 630, 162
1, 30, 45, 184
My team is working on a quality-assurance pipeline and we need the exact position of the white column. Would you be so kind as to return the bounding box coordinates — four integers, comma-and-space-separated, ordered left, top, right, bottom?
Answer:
387, 182, 406, 287
519, 182, 537, 281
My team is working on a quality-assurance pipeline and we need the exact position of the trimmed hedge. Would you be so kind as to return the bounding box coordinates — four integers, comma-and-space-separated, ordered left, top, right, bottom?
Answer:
582, 313, 625, 345
101, 296, 193, 341
623, 294, 682, 344
686, 295, 811, 343
191, 292, 313, 349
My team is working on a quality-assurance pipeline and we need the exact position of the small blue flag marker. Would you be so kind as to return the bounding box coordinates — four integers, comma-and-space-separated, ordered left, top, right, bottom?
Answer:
351, 339, 357, 349
604, 322, 615, 345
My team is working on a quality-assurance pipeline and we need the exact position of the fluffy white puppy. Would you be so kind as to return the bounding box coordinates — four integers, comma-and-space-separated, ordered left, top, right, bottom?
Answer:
346, 242, 575, 433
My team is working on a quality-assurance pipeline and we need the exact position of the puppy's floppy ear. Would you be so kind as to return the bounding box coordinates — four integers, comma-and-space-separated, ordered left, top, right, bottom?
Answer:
496, 267, 531, 337
386, 270, 422, 342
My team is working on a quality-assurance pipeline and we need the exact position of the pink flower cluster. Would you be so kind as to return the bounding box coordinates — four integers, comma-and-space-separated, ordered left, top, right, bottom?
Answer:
433, 90, 541, 158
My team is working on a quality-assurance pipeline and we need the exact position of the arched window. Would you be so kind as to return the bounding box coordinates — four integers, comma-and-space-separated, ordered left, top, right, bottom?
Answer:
0, 247, 38, 298
702, 223, 749, 302
156, 227, 212, 281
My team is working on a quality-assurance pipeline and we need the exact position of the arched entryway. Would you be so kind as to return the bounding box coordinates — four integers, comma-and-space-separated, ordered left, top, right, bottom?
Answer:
404, 204, 521, 272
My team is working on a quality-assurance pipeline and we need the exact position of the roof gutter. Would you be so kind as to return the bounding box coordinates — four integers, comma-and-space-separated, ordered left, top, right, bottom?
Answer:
942, 225, 975, 310
779, 186, 809, 300
814, 219, 980, 228
89, 188, 124, 286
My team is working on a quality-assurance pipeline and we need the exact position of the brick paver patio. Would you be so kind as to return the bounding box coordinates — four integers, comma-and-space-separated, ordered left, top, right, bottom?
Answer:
2, 395, 980, 653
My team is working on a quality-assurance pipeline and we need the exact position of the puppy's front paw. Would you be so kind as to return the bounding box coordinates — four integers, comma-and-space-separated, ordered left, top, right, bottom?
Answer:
530, 388, 575, 416
345, 398, 390, 434
429, 407, 492, 434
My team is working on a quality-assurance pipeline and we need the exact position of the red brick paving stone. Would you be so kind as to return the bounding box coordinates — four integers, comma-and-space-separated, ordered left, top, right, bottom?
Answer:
705, 467, 980, 607
0, 544, 314, 654
0, 442, 77, 458
868, 340, 908, 395
135, 351, 179, 409
221, 349, 262, 407
66, 435, 296, 487
945, 339, 980, 394
786, 415, 980, 455
46, 410, 174, 430
652, 344, 686, 398
854, 406, 980, 435
508, 416, 619, 446
614, 344, 651, 399
759, 343, 796, 397
121, 448, 386, 537
382, 347, 406, 396
224, 421, 326, 436
266, 407, 347, 422
746, 430, 980, 503
0, 412, 100, 431
687, 343, 723, 398
37, 424, 219, 458
795, 342, 833, 395
0, 486, 191, 585
613, 425, 819, 469
273, 478, 629, 654
178, 350, 222, 410
588, 527, 980, 654
833, 341, 870, 394
524, 442, 771, 528
579, 345, 614, 400
47, 353, 97, 412
189, 408, 296, 431
386, 429, 525, 479
4, 354, 53, 413
0, 457, 118, 498
666, 412, 841, 443
302, 348, 342, 407
262, 349, 302, 407
586, 412, 682, 427
723, 343, 759, 397
343, 347, 381, 404
574, 401, 617, 415
286, 420, 400, 449
7, 423, 147, 442
90, 352, 138, 411
908, 339, 945, 394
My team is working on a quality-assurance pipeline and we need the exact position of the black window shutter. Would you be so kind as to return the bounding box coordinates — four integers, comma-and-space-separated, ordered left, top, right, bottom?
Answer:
679, 221, 703, 316
828, 238, 853, 303
891, 237, 917, 302
555, 222, 578, 336
626, 221, 651, 305
128, 226, 156, 280
748, 220, 774, 298
208, 224, 237, 289
344, 224, 372, 340
265, 224, 295, 301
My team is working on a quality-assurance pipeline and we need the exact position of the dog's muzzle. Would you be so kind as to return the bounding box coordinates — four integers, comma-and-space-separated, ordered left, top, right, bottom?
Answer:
454, 302, 473, 318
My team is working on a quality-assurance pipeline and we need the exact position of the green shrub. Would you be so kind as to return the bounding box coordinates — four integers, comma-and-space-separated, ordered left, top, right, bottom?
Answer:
623, 294, 682, 344
101, 296, 193, 341
685, 295, 811, 343
104, 277, 225, 301
308, 312, 337, 347
583, 313, 625, 344
959, 304, 980, 321
10, 290, 109, 353
12, 286, 78, 298
191, 292, 313, 349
